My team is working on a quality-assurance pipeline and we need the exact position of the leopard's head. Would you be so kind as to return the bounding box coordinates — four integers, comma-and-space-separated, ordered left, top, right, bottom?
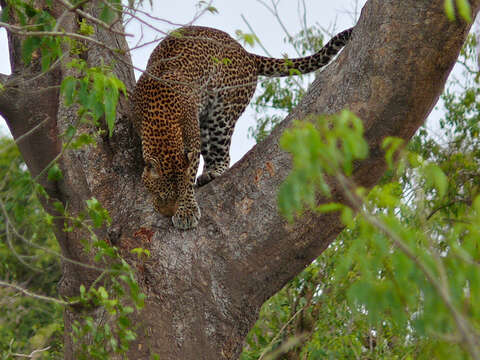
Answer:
142, 154, 192, 216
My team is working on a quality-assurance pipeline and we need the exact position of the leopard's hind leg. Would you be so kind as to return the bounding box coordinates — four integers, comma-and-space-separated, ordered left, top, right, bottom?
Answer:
197, 83, 256, 186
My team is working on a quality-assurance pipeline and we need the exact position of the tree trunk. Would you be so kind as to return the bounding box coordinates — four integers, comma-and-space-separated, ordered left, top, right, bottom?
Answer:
0, 0, 478, 358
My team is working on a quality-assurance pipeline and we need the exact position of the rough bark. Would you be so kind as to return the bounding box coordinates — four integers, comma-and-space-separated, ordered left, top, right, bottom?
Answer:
1, 0, 478, 359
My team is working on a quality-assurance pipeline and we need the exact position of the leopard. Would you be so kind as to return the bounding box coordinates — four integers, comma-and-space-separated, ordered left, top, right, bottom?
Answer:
132, 25, 353, 230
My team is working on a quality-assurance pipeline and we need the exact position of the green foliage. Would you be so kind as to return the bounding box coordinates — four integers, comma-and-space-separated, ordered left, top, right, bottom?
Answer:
2, 0, 127, 137
235, 30, 259, 47
0, 137, 146, 358
278, 111, 368, 221
244, 103, 480, 357
445, 0, 472, 22
22, 35, 62, 71
78, 18, 95, 36
47, 163, 63, 182
2, 0, 61, 70
0, 138, 63, 358
86, 197, 112, 228
99, 0, 122, 24
72, 240, 145, 359
61, 59, 126, 137
130, 247, 151, 260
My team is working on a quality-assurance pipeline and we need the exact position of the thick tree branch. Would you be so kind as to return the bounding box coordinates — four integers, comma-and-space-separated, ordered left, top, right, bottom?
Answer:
0, 70, 61, 193
214, 0, 480, 297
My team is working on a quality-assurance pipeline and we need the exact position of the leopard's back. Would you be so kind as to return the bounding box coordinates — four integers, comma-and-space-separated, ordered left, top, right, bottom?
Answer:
132, 25, 353, 229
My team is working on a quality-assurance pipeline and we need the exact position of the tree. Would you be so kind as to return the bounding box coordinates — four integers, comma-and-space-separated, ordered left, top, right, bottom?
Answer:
0, 0, 478, 359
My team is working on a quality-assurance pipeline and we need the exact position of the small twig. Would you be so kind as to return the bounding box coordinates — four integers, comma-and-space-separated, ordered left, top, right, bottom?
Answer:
121, 3, 184, 28
5, 219, 43, 272
0, 118, 49, 155
426, 201, 460, 220
189, 0, 216, 26
128, 37, 161, 52
55, 0, 133, 37
257, 0, 301, 56
457, 59, 478, 75
11, 346, 52, 358
240, 14, 272, 57
0, 280, 73, 305
258, 302, 308, 360
299, 0, 314, 50
0, 21, 125, 55
122, 6, 169, 36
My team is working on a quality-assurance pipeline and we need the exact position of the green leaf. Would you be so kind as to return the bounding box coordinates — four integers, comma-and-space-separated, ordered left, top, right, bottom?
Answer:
45, 213, 54, 225
1, 5, 10, 22
99, 3, 116, 24
424, 164, 448, 198
444, 0, 455, 20
24, 3, 38, 18
235, 30, 258, 47
47, 163, 63, 182
61, 76, 77, 106
53, 200, 65, 214
340, 207, 354, 228
206, 6, 218, 14
474, 195, 480, 212
104, 91, 116, 136
456, 0, 472, 22
317, 202, 345, 213
382, 137, 404, 170
71, 133, 96, 149
64, 125, 76, 141
98, 286, 108, 300
109, 76, 127, 96
130, 248, 151, 259
22, 36, 41, 65
86, 197, 111, 227
79, 18, 94, 36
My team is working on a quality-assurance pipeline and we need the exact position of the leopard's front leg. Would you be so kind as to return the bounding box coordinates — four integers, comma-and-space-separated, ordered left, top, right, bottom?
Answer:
172, 143, 201, 230
172, 184, 201, 230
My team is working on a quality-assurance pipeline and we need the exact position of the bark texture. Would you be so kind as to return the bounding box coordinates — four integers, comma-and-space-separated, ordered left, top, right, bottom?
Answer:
0, 0, 478, 359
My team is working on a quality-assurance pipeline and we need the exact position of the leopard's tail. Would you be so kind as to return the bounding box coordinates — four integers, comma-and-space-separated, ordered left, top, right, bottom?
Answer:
252, 27, 353, 77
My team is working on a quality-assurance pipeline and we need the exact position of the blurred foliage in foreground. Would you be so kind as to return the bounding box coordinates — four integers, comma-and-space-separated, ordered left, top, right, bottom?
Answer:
0, 138, 63, 358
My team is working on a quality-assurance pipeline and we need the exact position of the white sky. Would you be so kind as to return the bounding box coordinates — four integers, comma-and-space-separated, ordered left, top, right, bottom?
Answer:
0, 0, 364, 163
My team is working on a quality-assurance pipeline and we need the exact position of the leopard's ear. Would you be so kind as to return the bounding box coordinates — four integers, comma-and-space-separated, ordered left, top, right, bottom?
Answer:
186, 151, 195, 163
144, 157, 161, 178
184, 151, 195, 169
145, 156, 161, 169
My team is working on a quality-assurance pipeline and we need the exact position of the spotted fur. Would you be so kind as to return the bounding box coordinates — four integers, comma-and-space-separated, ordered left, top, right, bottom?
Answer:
132, 26, 352, 229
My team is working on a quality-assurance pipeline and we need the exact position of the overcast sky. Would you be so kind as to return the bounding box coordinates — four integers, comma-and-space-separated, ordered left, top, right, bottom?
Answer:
0, 0, 365, 163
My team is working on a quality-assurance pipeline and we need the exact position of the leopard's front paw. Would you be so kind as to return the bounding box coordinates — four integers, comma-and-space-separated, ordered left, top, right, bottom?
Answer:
172, 202, 201, 230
